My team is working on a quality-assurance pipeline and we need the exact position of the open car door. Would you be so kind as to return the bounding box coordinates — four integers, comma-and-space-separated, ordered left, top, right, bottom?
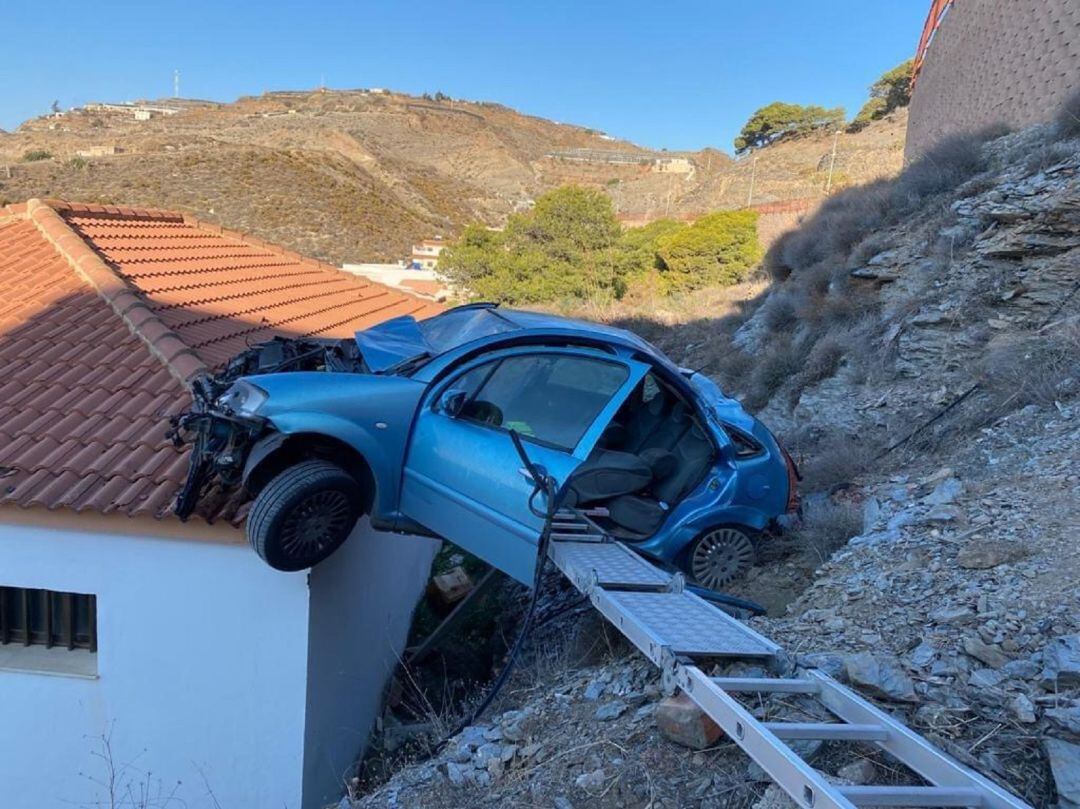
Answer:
400, 347, 650, 584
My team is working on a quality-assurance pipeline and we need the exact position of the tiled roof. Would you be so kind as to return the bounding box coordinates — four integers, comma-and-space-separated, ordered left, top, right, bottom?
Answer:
0, 199, 442, 521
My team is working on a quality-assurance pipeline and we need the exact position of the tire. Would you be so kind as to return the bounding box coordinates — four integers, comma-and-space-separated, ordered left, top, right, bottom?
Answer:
683, 526, 757, 591
247, 460, 364, 571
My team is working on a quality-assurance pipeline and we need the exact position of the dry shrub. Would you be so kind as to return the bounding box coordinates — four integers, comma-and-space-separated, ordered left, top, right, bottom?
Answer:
743, 337, 803, 410
1023, 140, 1076, 174
797, 432, 879, 493
980, 320, 1080, 411
761, 292, 799, 333
1054, 87, 1080, 140
793, 497, 864, 563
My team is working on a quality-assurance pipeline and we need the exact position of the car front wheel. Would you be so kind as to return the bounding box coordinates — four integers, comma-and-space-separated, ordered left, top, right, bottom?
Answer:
247, 460, 363, 571
684, 526, 757, 591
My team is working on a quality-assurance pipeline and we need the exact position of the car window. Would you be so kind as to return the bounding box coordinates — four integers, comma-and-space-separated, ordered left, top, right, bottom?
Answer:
448, 354, 630, 451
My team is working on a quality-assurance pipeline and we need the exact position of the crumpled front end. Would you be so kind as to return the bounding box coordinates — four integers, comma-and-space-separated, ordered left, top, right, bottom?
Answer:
168, 337, 367, 519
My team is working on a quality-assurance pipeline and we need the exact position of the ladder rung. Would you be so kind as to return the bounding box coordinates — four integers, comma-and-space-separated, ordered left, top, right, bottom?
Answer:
838, 785, 983, 806
764, 722, 889, 741
712, 677, 819, 694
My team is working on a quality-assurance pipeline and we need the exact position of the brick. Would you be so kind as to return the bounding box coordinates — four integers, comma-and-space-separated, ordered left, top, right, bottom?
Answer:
428, 566, 474, 609
655, 692, 723, 750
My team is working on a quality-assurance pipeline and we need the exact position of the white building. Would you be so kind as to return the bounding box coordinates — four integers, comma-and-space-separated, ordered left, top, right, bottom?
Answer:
0, 199, 444, 809
410, 238, 446, 270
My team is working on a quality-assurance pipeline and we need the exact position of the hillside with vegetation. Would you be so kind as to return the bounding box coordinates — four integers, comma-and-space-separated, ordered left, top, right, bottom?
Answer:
0, 80, 906, 264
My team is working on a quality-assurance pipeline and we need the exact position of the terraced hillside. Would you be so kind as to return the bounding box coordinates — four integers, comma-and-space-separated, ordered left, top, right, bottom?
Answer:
0, 89, 906, 263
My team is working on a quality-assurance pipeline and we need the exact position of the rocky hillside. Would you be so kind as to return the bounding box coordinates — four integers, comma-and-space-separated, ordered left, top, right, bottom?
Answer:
0, 90, 904, 263
347, 110, 1080, 808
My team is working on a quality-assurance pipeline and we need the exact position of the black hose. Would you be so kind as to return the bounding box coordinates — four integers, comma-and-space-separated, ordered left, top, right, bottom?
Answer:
434, 432, 561, 748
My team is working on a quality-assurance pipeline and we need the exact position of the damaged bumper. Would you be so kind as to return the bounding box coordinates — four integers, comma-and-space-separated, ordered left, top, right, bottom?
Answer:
168, 336, 366, 519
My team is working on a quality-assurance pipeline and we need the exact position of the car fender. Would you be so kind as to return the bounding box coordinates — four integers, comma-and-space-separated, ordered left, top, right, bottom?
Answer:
242, 431, 289, 488
644, 504, 774, 564
261, 410, 402, 517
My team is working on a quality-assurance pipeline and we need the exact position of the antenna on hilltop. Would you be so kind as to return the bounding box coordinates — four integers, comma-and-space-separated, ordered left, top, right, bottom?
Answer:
173, 69, 181, 98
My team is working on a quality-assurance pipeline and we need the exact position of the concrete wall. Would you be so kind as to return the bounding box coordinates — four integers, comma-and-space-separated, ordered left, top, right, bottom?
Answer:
0, 512, 311, 809
302, 520, 439, 807
907, 0, 1080, 158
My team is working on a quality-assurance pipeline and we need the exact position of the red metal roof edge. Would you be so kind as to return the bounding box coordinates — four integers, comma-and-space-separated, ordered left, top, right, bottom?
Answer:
22, 199, 208, 386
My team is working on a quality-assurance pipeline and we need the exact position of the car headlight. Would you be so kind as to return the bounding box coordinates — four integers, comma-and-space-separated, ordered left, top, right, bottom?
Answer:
216, 380, 268, 417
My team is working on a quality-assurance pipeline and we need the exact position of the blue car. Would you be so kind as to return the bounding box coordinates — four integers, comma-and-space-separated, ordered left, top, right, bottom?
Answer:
173, 303, 798, 590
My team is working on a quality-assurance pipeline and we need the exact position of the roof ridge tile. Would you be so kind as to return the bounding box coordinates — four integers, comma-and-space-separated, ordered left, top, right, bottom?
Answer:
26, 200, 207, 386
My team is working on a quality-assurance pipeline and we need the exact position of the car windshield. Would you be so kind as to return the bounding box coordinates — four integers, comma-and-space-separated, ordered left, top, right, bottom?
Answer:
355, 306, 519, 373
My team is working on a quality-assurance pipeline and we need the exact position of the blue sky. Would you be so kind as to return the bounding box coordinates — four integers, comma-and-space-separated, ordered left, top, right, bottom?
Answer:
1, 1, 925, 152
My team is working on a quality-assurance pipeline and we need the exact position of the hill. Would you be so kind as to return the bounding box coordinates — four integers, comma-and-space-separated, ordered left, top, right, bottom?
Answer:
0, 89, 906, 264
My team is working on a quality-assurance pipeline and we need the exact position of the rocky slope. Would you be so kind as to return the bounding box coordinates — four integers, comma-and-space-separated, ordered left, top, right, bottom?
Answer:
0, 90, 905, 263
347, 121, 1079, 808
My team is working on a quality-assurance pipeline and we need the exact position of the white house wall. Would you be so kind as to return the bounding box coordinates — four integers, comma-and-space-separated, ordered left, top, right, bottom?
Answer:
303, 520, 439, 807
0, 513, 311, 809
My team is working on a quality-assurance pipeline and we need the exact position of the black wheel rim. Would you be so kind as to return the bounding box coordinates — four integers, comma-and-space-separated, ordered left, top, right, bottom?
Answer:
278, 489, 353, 561
690, 528, 755, 590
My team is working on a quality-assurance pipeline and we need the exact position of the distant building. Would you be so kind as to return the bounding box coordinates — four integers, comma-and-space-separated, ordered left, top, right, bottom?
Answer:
411, 238, 446, 270
341, 263, 449, 301
653, 157, 694, 174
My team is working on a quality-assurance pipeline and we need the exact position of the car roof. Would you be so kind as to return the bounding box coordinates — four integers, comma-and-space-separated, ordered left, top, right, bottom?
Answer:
356, 303, 674, 373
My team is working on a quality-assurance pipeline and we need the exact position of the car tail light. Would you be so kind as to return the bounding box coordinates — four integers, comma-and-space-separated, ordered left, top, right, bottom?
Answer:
779, 443, 801, 513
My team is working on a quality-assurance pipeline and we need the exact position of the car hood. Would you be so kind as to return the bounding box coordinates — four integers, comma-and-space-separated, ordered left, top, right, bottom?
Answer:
354, 315, 431, 372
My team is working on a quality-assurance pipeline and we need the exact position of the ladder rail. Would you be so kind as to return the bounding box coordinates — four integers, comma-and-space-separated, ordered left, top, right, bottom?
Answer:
679, 666, 856, 809
808, 671, 1029, 809
543, 513, 1032, 809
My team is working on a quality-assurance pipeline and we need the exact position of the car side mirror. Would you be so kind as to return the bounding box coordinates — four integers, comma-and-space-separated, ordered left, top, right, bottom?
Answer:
440, 389, 468, 418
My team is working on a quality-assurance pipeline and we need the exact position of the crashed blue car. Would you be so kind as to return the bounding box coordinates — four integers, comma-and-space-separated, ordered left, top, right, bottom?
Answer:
173, 303, 798, 589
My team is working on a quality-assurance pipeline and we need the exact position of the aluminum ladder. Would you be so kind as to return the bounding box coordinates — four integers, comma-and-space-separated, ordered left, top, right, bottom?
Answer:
546, 511, 1032, 809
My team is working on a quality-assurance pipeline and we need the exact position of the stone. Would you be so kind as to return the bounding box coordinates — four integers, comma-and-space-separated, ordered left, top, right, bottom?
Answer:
909, 642, 937, 669
922, 504, 965, 523
583, 680, 605, 701
957, 539, 1026, 570
444, 761, 468, 787
1010, 693, 1037, 723
1001, 658, 1041, 679
969, 668, 1005, 689
748, 740, 822, 781
595, 700, 627, 721
962, 636, 1010, 668
472, 742, 502, 768
575, 768, 606, 791
1045, 738, 1080, 807
923, 477, 963, 505
427, 565, 473, 609
931, 606, 976, 625
837, 758, 878, 785
1043, 635, 1080, 688
1046, 707, 1080, 735
844, 653, 918, 702
656, 692, 723, 749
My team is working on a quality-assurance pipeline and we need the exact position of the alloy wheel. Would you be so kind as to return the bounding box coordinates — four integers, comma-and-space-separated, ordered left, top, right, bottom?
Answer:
689, 527, 755, 590
279, 489, 353, 561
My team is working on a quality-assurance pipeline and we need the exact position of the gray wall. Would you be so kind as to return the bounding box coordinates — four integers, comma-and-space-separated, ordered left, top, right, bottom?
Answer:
302, 519, 439, 808
907, 0, 1080, 158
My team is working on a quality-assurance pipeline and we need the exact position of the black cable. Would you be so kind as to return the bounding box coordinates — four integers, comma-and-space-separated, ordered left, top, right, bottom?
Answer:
433, 431, 561, 750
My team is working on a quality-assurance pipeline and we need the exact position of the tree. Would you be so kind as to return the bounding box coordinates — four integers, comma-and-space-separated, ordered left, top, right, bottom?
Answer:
848, 59, 914, 132
655, 211, 761, 290
440, 186, 625, 304
734, 103, 845, 152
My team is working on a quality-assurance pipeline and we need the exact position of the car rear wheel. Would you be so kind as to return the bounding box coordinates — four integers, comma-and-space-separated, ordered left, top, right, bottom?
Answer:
247, 460, 363, 571
684, 526, 757, 590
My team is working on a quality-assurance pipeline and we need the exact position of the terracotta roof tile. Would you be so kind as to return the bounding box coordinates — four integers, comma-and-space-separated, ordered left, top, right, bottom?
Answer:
0, 199, 443, 523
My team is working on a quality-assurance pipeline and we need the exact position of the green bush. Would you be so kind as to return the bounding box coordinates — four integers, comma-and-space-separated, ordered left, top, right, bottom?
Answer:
734, 102, 844, 152
440, 187, 761, 303
22, 150, 52, 162
655, 210, 761, 291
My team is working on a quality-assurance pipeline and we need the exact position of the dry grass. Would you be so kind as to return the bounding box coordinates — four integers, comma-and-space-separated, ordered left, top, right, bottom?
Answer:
980, 319, 1080, 411
791, 497, 864, 564
1053, 87, 1080, 140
